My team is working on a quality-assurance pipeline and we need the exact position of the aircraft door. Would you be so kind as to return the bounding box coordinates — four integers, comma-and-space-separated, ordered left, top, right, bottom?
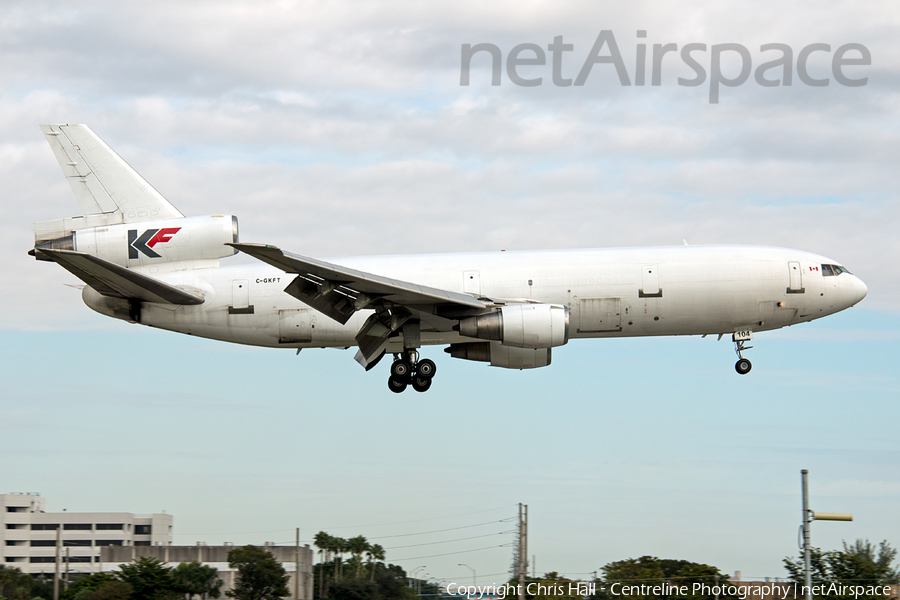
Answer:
278, 309, 312, 343
787, 261, 804, 293
759, 301, 797, 327
577, 298, 622, 332
228, 279, 254, 314
639, 265, 662, 297
463, 271, 481, 296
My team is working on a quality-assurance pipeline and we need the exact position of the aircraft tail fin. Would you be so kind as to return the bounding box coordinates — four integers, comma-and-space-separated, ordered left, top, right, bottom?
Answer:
41, 123, 183, 223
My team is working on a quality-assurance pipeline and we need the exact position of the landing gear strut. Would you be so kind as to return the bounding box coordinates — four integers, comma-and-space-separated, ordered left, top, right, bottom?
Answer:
733, 331, 753, 375
388, 350, 438, 393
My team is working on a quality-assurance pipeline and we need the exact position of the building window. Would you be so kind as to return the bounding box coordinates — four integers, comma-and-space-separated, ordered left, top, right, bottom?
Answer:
95, 540, 124, 547
31, 524, 60, 530
5, 557, 26, 562
31, 540, 58, 547
30, 557, 56, 563
6, 506, 27, 512
134, 525, 152, 535
63, 540, 92, 547
5, 540, 26, 546
134, 541, 151, 546
65, 556, 92, 563
63, 524, 92, 531
96, 523, 124, 530
6, 524, 26, 529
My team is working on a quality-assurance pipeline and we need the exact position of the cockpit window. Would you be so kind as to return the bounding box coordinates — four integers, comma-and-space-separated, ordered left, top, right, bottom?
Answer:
822, 264, 850, 276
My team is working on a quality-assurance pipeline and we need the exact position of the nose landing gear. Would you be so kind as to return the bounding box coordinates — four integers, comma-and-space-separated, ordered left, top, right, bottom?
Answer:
388, 351, 438, 393
733, 331, 753, 375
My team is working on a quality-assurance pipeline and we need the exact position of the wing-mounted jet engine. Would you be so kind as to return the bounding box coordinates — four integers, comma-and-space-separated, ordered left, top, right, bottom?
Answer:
443, 303, 569, 371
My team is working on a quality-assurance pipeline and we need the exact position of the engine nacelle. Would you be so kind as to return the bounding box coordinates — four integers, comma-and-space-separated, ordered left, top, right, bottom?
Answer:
445, 342, 551, 369
34, 215, 239, 268
458, 304, 569, 349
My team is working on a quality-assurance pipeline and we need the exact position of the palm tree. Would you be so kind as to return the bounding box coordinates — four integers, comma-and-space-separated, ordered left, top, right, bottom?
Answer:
346, 536, 369, 578
313, 532, 334, 598
366, 544, 385, 582
313, 532, 329, 558
332, 536, 348, 581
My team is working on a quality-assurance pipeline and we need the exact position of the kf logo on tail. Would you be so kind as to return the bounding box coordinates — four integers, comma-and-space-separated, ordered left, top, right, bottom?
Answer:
128, 228, 181, 259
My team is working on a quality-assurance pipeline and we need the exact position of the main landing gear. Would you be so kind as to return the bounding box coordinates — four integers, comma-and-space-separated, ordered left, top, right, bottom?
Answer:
388, 350, 437, 393
733, 331, 753, 375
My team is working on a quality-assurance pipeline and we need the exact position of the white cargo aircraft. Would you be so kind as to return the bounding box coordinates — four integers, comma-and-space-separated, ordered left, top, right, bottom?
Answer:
32, 124, 868, 392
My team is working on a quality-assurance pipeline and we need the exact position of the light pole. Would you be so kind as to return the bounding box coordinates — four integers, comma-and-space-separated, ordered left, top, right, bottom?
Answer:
459, 563, 476, 586
801, 469, 853, 600
410, 566, 426, 591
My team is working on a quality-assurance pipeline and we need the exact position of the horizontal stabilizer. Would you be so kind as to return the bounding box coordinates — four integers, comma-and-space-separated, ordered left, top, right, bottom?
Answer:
228, 243, 485, 324
41, 124, 183, 222
37, 249, 204, 305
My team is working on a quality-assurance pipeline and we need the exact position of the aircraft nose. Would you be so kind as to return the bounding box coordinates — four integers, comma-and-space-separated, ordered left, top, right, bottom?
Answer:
850, 275, 867, 305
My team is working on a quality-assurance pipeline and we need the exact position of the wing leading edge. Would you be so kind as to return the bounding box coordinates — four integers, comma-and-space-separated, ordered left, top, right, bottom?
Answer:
228, 243, 486, 324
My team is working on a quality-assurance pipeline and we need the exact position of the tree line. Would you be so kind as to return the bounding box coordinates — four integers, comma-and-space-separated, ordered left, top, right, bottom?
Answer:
585, 539, 899, 600
5, 547, 286, 600
311, 531, 411, 599
0, 565, 54, 600
4, 538, 896, 600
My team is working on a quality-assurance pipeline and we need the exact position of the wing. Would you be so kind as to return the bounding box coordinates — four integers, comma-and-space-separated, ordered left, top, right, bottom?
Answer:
229, 243, 485, 324
37, 248, 204, 305
229, 243, 488, 368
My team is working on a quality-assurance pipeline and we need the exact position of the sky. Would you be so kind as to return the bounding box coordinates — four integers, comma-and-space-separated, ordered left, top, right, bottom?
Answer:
1, 0, 899, 589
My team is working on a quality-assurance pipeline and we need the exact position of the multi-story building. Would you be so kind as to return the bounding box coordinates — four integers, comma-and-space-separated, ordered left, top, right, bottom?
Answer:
1, 493, 172, 575
2, 493, 312, 598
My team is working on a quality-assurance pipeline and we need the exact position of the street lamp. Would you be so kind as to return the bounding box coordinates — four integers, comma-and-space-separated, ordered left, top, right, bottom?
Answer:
409, 566, 426, 590
801, 469, 853, 600
459, 563, 476, 586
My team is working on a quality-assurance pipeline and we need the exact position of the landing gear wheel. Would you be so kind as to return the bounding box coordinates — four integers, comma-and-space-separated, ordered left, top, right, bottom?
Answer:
412, 376, 432, 393
416, 358, 437, 379
390, 359, 412, 380
388, 376, 408, 393
732, 334, 754, 375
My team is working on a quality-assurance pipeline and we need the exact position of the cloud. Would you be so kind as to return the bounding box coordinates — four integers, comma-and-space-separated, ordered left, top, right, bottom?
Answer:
1, 0, 898, 332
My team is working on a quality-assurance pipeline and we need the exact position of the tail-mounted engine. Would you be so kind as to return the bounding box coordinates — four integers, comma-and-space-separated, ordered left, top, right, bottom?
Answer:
458, 303, 569, 349
33, 215, 239, 268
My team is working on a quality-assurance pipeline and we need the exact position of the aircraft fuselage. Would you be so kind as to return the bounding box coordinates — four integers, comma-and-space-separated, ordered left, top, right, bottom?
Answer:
85, 244, 867, 353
